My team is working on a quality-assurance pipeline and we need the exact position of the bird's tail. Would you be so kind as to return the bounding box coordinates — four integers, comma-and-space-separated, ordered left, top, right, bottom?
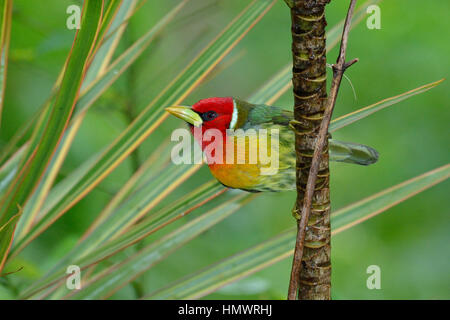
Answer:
329, 139, 379, 166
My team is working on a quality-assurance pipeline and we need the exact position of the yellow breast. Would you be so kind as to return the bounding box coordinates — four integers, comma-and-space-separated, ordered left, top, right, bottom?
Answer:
209, 163, 261, 189
205, 125, 296, 192
207, 133, 274, 189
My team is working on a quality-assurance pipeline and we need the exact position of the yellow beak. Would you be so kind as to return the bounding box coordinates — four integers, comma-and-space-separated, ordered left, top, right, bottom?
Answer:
165, 106, 203, 127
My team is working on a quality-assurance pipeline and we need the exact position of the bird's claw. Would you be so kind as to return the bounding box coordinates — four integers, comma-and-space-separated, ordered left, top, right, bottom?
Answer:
292, 206, 301, 220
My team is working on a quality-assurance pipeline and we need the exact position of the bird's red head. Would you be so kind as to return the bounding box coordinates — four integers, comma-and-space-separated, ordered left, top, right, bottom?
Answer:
191, 97, 235, 134
165, 97, 236, 152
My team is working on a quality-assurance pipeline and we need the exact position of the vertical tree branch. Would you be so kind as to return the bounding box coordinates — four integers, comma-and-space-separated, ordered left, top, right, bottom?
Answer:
286, 0, 358, 300
286, 0, 331, 300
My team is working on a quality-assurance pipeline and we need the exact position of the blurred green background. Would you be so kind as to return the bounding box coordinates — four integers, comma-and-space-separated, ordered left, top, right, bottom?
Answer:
1, 0, 449, 299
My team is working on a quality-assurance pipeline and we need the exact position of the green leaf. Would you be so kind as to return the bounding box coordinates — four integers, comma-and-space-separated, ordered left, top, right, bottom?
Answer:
0, 0, 104, 273
144, 164, 450, 299
83, 0, 127, 85
0, 0, 12, 126
330, 79, 445, 132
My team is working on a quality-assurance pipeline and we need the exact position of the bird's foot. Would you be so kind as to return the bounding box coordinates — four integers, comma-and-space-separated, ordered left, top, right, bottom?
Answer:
292, 205, 301, 220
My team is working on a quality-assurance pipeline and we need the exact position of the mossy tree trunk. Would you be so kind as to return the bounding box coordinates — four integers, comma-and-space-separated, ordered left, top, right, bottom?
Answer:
288, 0, 331, 300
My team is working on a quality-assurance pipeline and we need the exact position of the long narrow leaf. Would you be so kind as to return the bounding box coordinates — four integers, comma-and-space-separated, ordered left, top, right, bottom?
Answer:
83, 0, 126, 84
331, 164, 450, 233
0, 0, 12, 126
0, 0, 104, 273
329, 79, 445, 132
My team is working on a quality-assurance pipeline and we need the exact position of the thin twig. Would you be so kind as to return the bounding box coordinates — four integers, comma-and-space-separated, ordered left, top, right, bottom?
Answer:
288, 0, 358, 300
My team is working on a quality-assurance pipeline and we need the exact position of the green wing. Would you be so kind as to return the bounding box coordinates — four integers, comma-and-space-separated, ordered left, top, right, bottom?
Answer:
244, 102, 291, 126
241, 100, 379, 166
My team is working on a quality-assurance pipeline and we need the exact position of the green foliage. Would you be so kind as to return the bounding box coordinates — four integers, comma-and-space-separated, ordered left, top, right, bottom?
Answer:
0, 0, 104, 273
0, 0, 448, 299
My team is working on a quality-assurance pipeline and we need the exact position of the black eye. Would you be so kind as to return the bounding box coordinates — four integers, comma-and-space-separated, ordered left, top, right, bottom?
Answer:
201, 111, 218, 121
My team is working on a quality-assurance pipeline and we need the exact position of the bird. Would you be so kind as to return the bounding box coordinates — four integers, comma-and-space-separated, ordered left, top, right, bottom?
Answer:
166, 97, 378, 192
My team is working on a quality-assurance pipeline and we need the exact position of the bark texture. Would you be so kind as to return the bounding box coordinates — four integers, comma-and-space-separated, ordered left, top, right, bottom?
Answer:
289, 0, 331, 300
